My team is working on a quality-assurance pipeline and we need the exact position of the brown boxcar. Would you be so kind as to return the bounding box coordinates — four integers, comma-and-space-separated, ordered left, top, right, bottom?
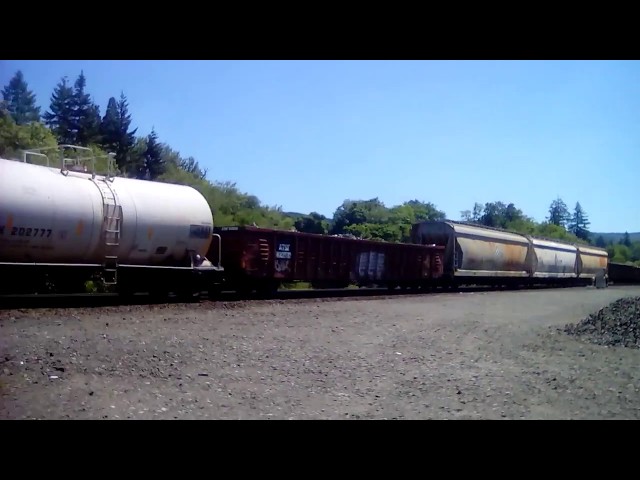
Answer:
608, 262, 640, 284
208, 226, 444, 293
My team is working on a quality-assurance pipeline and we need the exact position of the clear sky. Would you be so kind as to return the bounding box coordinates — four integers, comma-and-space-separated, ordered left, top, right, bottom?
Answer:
1, 60, 638, 233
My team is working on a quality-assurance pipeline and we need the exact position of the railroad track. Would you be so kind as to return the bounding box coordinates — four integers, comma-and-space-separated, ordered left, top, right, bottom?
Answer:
0, 283, 594, 310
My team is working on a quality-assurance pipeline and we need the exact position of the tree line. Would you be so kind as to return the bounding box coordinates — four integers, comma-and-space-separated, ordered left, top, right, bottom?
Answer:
604, 233, 640, 265
460, 197, 591, 242
1, 69, 191, 180
0, 69, 294, 228
301, 197, 590, 245
2, 69, 638, 266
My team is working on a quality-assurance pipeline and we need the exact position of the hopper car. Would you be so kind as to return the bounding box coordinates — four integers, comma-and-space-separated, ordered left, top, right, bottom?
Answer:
411, 221, 609, 288
0, 145, 614, 299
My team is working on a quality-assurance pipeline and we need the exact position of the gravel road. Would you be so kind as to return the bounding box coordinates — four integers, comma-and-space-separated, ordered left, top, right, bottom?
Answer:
2, 285, 640, 420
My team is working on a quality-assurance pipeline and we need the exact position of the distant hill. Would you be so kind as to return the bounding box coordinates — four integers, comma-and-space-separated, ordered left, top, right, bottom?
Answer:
592, 232, 640, 243
283, 211, 307, 218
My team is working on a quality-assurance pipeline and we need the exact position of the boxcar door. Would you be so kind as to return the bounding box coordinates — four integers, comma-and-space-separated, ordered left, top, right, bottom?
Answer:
273, 234, 295, 280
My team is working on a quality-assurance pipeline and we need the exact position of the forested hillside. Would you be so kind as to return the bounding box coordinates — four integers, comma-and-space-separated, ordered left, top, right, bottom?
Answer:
592, 232, 640, 244
2, 69, 639, 266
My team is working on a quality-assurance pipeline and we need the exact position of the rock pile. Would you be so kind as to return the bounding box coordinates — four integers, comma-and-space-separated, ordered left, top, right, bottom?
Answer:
563, 296, 640, 348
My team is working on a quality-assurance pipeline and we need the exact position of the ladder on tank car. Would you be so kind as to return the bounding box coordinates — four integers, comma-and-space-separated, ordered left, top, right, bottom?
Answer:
93, 179, 121, 285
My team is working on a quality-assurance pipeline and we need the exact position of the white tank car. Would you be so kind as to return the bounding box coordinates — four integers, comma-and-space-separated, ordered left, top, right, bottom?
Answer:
0, 156, 214, 268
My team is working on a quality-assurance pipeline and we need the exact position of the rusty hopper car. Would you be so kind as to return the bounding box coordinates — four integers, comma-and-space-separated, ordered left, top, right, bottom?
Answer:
411, 220, 533, 286
209, 226, 445, 294
576, 245, 609, 279
411, 220, 608, 287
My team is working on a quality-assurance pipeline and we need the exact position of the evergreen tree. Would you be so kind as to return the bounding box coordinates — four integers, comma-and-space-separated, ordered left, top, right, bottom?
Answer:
179, 156, 207, 179
504, 203, 523, 223
139, 128, 165, 180
42, 77, 76, 144
99, 92, 137, 172
99, 97, 120, 152
595, 235, 606, 248
567, 202, 591, 241
72, 71, 101, 146
1, 71, 41, 125
547, 197, 570, 227
116, 92, 137, 171
620, 232, 631, 247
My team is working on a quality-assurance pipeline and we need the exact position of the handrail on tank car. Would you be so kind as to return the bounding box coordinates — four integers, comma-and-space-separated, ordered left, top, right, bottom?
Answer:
212, 234, 222, 268
21, 149, 51, 166
57, 144, 93, 176
103, 152, 117, 181
20, 144, 117, 180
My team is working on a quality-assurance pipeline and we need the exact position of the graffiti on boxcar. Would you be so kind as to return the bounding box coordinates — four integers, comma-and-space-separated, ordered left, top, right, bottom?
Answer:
274, 242, 292, 276
276, 243, 291, 256
274, 260, 290, 273
357, 251, 385, 281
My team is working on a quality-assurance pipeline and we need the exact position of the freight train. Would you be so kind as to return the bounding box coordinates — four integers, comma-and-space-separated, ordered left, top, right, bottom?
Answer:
0, 145, 618, 299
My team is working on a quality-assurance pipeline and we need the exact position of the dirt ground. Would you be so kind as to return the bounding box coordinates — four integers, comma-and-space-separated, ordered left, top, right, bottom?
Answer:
2, 285, 640, 420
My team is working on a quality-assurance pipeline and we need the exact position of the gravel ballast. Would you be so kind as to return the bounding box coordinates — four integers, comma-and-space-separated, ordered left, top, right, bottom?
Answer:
563, 296, 640, 349
2, 285, 640, 420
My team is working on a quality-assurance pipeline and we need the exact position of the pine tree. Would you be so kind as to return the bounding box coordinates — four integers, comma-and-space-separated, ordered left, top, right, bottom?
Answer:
567, 202, 591, 241
620, 232, 631, 247
547, 197, 570, 228
99, 97, 120, 152
116, 92, 137, 171
180, 156, 207, 179
1, 70, 41, 125
99, 92, 137, 172
127, 137, 148, 176
43, 77, 76, 144
72, 71, 101, 146
140, 128, 165, 180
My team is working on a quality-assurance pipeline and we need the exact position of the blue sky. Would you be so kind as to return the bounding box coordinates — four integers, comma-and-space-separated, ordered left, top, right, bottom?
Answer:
2, 60, 639, 233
